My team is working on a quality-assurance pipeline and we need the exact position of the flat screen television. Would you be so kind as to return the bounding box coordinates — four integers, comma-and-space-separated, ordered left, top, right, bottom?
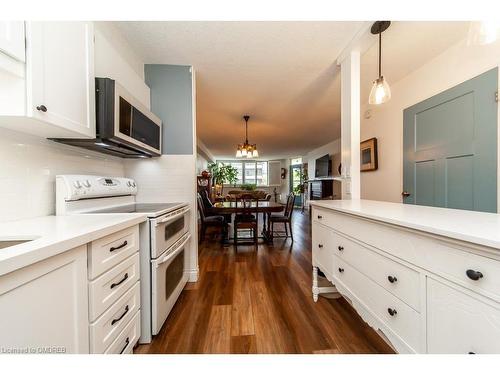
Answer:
315, 154, 331, 178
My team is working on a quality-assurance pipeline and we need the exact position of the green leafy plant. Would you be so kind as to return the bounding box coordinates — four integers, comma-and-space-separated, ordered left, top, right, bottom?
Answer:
293, 169, 308, 194
208, 162, 238, 187
240, 183, 257, 191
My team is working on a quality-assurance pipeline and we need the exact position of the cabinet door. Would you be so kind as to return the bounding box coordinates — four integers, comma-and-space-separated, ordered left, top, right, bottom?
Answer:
27, 21, 95, 138
427, 278, 500, 354
0, 21, 25, 62
0, 246, 89, 354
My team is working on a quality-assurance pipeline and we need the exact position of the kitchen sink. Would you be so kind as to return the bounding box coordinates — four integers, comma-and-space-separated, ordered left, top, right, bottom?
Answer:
0, 240, 33, 250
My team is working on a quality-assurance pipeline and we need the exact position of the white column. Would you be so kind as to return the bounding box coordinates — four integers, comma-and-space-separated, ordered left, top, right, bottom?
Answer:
340, 50, 361, 199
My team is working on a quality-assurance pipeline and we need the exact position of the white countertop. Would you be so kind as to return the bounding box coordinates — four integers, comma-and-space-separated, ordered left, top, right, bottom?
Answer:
0, 214, 147, 276
310, 199, 500, 250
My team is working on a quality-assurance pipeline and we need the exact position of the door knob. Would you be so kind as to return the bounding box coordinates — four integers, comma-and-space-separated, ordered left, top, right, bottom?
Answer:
402, 191, 411, 198
36, 105, 47, 112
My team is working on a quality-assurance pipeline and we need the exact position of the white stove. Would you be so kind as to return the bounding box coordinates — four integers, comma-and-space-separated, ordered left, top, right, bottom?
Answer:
56, 174, 191, 344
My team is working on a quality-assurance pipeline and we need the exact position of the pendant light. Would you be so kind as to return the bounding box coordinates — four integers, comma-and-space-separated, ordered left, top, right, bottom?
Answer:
235, 115, 259, 158
369, 21, 391, 105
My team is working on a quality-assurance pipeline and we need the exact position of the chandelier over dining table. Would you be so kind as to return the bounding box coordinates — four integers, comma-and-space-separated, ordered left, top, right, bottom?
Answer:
236, 115, 259, 158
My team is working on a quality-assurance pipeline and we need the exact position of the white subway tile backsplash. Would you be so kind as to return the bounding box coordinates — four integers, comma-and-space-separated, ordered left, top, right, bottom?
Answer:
0, 128, 125, 222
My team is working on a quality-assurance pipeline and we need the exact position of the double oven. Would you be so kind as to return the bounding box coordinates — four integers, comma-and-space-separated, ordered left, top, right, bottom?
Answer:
147, 205, 191, 338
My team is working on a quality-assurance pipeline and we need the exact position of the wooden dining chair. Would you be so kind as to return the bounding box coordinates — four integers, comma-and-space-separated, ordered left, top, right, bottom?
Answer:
270, 193, 296, 242
197, 193, 227, 244
233, 194, 258, 251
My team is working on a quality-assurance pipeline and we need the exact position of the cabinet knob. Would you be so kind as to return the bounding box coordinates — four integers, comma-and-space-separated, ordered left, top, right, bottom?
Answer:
318, 244, 323, 248
387, 275, 398, 283
338, 267, 344, 273
402, 191, 411, 198
466, 269, 483, 281
387, 308, 397, 316
337, 245, 344, 251
36, 105, 47, 112
317, 215, 323, 219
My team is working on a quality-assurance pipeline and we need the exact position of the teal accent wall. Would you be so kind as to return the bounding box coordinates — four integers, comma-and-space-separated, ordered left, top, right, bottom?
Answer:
144, 64, 193, 155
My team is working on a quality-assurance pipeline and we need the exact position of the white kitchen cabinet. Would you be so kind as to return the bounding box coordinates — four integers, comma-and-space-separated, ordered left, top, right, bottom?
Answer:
0, 245, 89, 354
427, 278, 500, 354
26, 21, 95, 138
0, 21, 95, 139
0, 21, 25, 62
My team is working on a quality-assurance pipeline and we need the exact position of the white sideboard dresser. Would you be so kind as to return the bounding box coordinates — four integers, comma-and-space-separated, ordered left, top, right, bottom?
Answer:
310, 200, 500, 354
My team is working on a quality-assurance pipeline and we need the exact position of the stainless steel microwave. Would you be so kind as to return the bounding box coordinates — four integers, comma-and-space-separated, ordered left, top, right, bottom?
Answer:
51, 78, 162, 158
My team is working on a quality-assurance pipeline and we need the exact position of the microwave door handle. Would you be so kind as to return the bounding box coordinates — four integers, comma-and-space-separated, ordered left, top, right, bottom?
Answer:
154, 234, 191, 267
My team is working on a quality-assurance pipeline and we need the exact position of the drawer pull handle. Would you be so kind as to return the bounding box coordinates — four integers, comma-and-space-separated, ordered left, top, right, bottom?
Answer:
387, 308, 397, 316
318, 244, 323, 248
119, 337, 130, 354
387, 275, 398, 283
110, 240, 128, 252
317, 215, 323, 219
111, 305, 130, 326
466, 269, 483, 281
468, 352, 476, 354
337, 246, 344, 251
110, 273, 129, 289
338, 267, 344, 273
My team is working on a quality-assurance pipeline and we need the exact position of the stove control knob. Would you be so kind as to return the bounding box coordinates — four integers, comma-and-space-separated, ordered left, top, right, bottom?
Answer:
73, 181, 82, 189
126, 181, 132, 187
83, 180, 91, 188
132, 182, 137, 188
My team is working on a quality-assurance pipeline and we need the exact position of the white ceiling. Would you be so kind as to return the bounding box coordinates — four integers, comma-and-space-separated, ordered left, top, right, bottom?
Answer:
114, 21, 470, 160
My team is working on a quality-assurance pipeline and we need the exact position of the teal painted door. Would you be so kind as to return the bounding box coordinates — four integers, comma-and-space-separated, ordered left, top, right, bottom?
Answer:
403, 68, 498, 213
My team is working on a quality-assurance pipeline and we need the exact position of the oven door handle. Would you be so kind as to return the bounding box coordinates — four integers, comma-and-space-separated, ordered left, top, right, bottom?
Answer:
153, 233, 191, 268
155, 207, 190, 227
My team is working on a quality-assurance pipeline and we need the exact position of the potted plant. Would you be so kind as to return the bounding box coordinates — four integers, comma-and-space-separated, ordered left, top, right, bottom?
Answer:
208, 162, 238, 197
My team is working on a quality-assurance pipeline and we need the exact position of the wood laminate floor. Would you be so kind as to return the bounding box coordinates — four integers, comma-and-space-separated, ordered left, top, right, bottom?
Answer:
134, 209, 394, 354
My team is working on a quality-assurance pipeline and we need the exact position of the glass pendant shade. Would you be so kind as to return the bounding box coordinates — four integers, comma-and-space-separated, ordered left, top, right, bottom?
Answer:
236, 148, 242, 157
241, 148, 247, 157
252, 148, 259, 158
369, 76, 391, 105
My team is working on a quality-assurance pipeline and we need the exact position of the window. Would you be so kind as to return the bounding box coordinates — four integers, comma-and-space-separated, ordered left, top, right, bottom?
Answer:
218, 161, 269, 186
291, 157, 302, 166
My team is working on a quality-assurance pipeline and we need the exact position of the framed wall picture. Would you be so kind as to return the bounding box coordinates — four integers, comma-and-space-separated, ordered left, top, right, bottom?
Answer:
360, 137, 378, 172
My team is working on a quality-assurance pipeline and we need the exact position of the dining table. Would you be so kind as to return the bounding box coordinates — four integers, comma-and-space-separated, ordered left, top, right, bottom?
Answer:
211, 201, 285, 243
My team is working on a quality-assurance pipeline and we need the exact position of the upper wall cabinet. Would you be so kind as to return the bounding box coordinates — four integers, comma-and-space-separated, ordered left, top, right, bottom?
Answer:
0, 21, 95, 139
0, 21, 26, 62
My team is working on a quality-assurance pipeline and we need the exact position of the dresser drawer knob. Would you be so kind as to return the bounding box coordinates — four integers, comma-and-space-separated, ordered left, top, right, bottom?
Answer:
337, 246, 344, 251
36, 104, 47, 112
338, 267, 344, 273
387, 275, 398, 283
387, 308, 397, 316
317, 215, 323, 219
466, 269, 483, 281
318, 244, 324, 248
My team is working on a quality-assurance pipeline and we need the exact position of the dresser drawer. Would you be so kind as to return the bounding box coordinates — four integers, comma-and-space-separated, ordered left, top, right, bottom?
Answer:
333, 254, 421, 352
316, 208, 500, 302
88, 225, 139, 279
104, 310, 141, 354
312, 222, 335, 280
332, 230, 421, 311
88, 253, 140, 321
427, 278, 500, 354
90, 281, 140, 353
